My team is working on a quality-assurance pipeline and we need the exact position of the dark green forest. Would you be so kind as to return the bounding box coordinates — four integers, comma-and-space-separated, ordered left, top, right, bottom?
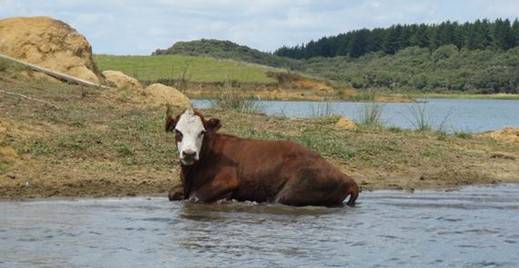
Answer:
275, 19, 519, 59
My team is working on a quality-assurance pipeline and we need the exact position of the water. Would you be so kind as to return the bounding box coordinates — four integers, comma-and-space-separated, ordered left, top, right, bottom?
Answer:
193, 98, 519, 133
1, 184, 519, 267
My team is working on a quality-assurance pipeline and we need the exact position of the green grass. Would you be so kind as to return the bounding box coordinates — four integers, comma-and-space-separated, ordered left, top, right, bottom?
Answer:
0, 163, 8, 174
94, 54, 279, 83
454, 130, 472, 139
0, 57, 28, 73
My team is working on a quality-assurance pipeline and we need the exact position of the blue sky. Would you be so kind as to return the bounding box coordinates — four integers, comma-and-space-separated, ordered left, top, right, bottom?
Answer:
1, 0, 518, 55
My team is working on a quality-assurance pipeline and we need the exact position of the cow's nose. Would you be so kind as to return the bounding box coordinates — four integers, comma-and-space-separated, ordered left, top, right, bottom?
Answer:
182, 150, 196, 159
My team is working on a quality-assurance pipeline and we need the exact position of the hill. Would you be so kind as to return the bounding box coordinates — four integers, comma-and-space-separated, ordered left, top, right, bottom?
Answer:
298, 45, 519, 94
150, 38, 519, 94
94, 54, 354, 101
95, 54, 279, 84
152, 39, 296, 68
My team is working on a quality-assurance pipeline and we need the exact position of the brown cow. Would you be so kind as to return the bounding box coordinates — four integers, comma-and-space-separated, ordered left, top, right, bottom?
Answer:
165, 108, 359, 207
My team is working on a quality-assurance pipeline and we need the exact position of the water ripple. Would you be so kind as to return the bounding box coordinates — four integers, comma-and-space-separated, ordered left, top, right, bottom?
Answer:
0, 184, 518, 267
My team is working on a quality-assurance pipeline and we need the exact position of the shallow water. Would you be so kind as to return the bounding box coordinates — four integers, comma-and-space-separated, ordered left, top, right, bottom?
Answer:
1, 184, 519, 267
193, 98, 519, 133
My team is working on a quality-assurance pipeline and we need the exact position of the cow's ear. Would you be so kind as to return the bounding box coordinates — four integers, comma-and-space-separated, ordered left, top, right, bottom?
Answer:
165, 116, 176, 132
205, 118, 221, 132
165, 105, 176, 132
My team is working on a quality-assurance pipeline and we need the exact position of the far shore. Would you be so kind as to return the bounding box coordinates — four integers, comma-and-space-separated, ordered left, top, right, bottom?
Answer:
409, 92, 519, 100
182, 86, 519, 103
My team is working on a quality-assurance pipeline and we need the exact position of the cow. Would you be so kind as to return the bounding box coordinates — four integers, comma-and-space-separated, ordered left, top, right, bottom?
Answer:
165, 107, 359, 207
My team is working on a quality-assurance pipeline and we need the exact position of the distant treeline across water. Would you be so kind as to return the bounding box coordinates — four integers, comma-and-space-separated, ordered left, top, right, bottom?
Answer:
275, 19, 519, 59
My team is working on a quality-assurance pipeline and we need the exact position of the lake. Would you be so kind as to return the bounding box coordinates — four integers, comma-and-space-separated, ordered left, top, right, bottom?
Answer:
193, 98, 519, 133
1, 184, 518, 267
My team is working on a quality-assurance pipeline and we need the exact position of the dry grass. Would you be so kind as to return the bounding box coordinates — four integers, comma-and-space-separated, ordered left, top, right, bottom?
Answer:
1, 64, 519, 198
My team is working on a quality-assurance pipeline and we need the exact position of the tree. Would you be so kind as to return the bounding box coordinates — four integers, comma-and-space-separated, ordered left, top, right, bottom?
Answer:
475, 19, 493, 49
349, 29, 370, 57
384, 25, 403, 54
410, 24, 430, 47
493, 18, 514, 49
513, 19, 519, 47
369, 28, 386, 52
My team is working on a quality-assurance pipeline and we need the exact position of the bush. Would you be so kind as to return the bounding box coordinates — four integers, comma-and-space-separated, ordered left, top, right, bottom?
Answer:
298, 46, 519, 94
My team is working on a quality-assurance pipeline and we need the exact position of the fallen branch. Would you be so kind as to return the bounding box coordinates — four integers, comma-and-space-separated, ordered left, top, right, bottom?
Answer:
0, 52, 109, 89
0, 89, 61, 110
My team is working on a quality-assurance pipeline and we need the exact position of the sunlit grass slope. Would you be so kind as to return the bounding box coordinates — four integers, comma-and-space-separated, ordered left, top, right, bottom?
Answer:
95, 54, 279, 83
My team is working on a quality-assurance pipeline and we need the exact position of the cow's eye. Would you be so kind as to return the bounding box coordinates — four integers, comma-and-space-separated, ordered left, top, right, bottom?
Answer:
175, 130, 183, 139
199, 131, 205, 137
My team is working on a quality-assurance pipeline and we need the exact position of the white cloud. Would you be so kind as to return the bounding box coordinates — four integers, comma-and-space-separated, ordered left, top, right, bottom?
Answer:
0, 0, 517, 55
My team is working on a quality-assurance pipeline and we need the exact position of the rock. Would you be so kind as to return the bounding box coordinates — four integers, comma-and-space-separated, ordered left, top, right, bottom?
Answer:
482, 127, 519, 143
144, 83, 191, 108
0, 16, 103, 84
335, 116, 357, 130
102, 70, 143, 91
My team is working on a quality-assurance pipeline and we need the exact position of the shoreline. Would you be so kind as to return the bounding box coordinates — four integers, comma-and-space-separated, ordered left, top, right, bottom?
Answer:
2, 181, 519, 202
411, 93, 519, 100
186, 91, 519, 103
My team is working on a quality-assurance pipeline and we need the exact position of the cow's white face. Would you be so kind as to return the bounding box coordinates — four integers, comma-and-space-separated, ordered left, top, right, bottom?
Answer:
174, 109, 205, 166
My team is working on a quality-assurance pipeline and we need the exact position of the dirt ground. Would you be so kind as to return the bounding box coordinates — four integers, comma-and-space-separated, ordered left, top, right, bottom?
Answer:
1, 69, 518, 200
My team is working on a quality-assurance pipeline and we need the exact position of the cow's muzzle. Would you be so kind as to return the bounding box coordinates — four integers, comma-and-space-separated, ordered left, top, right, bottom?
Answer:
181, 149, 197, 166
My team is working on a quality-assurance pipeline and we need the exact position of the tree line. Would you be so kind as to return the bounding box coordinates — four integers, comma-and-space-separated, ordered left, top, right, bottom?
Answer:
296, 45, 519, 94
275, 19, 519, 59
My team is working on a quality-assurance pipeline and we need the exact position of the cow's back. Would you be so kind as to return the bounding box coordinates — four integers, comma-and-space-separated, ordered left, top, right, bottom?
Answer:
214, 135, 323, 201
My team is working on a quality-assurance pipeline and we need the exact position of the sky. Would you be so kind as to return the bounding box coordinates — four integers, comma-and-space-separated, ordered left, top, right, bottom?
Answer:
1, 0, 518, 55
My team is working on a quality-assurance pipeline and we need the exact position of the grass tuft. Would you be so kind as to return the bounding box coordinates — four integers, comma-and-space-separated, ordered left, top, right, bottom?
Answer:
350, 90, 377, 102
358, 103, 384, 128
210, 90, 262, 113
0, 163, 8, 174
454, 131, 472, 139
309, 102, 335, 117
405, 103, 432, 132
404, 101, 452, 133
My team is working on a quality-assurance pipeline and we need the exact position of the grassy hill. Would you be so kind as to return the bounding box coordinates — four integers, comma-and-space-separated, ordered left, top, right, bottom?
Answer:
95, 54, 279, 84
153, 39, 296, 68
94, 54, 354, 102
98, 39, 519, 98
151, 39, 519, 94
